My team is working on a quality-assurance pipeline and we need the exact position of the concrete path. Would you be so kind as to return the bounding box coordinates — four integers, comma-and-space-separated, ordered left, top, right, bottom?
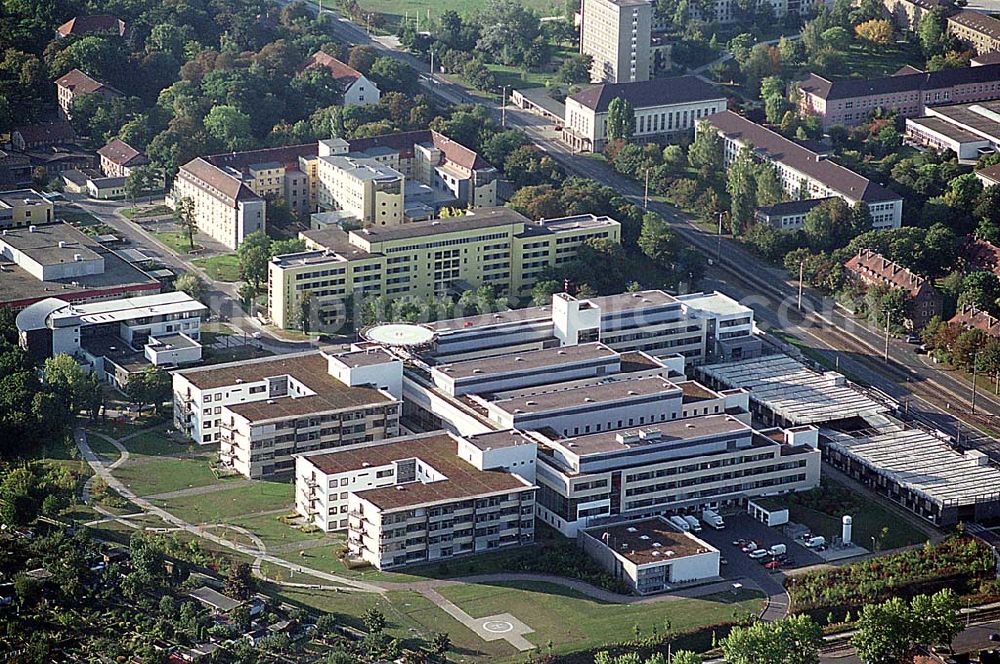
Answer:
419, 587, 536, 651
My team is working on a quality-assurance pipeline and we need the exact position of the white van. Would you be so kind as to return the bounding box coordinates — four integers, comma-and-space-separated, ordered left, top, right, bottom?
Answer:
682, 515, 702, 532
768, 544, 787, 556
804, 536, 826, 548
748, 548, 769, 559
669, 516, 691, 531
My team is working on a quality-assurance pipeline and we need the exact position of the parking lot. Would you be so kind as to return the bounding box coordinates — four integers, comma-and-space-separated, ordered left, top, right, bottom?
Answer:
694, 513, 825, 594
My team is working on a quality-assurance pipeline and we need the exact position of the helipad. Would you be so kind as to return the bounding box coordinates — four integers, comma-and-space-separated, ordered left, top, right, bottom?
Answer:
362, 323, 436, 348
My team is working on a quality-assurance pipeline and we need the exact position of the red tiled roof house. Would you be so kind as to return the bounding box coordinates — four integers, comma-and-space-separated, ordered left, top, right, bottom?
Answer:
844, 249, 943, 329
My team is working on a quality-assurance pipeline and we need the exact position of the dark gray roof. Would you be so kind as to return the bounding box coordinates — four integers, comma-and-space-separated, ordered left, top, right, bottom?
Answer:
706, 111, 901, 204
949, 9, 1000, 40
799, 63, 1000, 101
569, 76, 726, 113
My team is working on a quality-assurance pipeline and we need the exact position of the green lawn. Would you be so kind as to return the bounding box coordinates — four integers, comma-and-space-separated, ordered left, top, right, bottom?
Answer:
225, 512, 331, 549
87, 435, 120, 462
782, 478, 930, 551
436, 581, 764, 660
151, 481, 294, 524
348, 0, 563, 32
153, 231, 202, 254
839, 40, 924, 80
192, 254, 241, 282
114, 456, 230, 497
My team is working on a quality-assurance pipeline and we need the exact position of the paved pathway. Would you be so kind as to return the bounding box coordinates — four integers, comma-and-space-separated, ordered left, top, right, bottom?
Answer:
419, 587, 536, 651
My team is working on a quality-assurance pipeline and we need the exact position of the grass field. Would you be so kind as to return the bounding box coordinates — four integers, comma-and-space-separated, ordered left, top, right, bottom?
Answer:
192, 254, 241, 282
436, 581, 764, 660
354, 0, 563, 32
120, 204, 172, 219
839, 40, 924, 80
114, 456, 228, 497
783, 478, 929, 551
153, 231, 201, 254
151, 481, 294, 524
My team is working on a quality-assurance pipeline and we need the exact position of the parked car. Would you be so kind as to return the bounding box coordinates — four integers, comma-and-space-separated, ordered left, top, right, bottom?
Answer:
732, 539, 747, 547
720, 558, 728, 566
764, 560, 783, 569
741, 541, 758, 553
905, 335, 921, 344
748, 549, 769, 559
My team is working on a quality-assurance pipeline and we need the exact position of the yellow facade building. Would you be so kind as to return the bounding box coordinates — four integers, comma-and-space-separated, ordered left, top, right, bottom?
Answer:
267, 207, 622, 329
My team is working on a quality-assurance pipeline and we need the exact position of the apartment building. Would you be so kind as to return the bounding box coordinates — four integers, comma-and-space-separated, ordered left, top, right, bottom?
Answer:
169, 131, 498, 249
16, 291, 206, 386
55, 69, 120, 121
843, 248, 943, 328
315, 154, 404, 227
172, 349, 402, 478
579, 0, 653, 83
798, 63, 1000, 128
947, 10, 1000, 56
97, 139, 150, 179
950, 304, 1000, 337
304, 52, 380, 106
0, 189, 53, 230
883, 0, 945, 31
704, 111, 903, 228
563, 76, 727, 152
532, 415, 821, 536
267, 207, 622, 329
295, 430, 536, 568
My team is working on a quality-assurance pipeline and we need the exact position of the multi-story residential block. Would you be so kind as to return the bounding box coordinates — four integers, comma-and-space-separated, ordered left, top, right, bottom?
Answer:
295, 430, 537, 567
56, 15, 125, 38
168, 131, 498, 249
16, 291, 206, 386
97, 139, 150, 179
315, 153, 404, 227
562, 76, 727, 152
947, 9, 1000, 55
797, 63, 1000, 128
172, 349, 402, 477
843, 248, 943, 329
267, 207, 622, 330
0, 222, 160, 310
704, 111, 903, 228
579, 518, 721, 593
580, 0, 653, 83
304, 52, 381, 106
55, 69, 121, 121
0, 189, 53, 230
532, 415, 821, 536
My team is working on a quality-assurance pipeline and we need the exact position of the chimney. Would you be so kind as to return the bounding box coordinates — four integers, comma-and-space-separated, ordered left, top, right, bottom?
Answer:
28, 225, 36, 232
58, 241, 66, 248
73, 253, 82, 262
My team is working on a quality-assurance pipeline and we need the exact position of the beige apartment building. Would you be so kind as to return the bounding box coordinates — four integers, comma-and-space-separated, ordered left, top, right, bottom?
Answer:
315, 151, 404, 227
172, 349, 403, 478
169, 131, 497, 249
947, 10, 1000, 56
798, 63, 1000, 128
267, 207, 622, 329
883, 0, 945, 32
97, 139, 149, 179
295, 430, 537, 568
580, 0, 653, 83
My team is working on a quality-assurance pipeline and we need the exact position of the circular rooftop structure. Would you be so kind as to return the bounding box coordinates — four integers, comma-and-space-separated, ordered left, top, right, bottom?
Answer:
362, 323, 436, 348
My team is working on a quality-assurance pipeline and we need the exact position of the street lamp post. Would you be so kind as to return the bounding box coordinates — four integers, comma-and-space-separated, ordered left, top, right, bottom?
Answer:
501, 86, 508, 128
883, 310, 890, 363
972, 345, 980, 415
643, 168, 650, 210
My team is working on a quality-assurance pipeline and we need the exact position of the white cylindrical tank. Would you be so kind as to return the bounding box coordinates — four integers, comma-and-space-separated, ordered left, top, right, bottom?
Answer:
842, 515, 853, 546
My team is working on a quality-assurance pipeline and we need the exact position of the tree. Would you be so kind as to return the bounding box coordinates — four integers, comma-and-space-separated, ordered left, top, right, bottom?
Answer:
918, 10, 948, 57
142, 367, 171, 415
722, 615, 823, 664
852, 597, 916, 664
236, 230, 272, 291
175, 197, 197, 251
125, 166, 157, 205
727, 146, 758, 232
958, 271, 1000, 315
369, 57, 416, 94
43, 354, 89, 413
224, 562, 255, 601
911, 589, 962, 650
754, 163, 783, 208
174, 273, 207, 301
474, 0, 541, 66
689, 122, 724, 175
638, 212, 678, 265
431, 632, 451, 656
671, 652, 703, 664
531, 279, 563, 305
362, 607, 386, 634
299, 292, 313, 333
204, 105, 252, 151
761, 76, 788, 124
855, 19, 894, 46
348, 45, 378, 74
558, 54, 593, 84
606, 97, 634, 142
803, 198, 856, 252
